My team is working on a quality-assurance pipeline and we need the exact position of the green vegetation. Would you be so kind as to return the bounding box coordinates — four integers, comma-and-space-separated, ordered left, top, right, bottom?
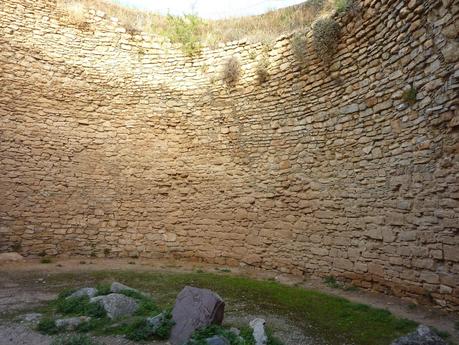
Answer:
312, 17, 341, 64
189, 324, 255, 345
42, 271, 417, 345
36, 283, 173, 342
94, 283, 111, 295
162, 14, 204, 56
37, 318, 60, 335
334, 0, 353, 13
51, 334, 99, 345
402, 86, 417, 105
40, 257, 52, 264
55, 296, 106, 318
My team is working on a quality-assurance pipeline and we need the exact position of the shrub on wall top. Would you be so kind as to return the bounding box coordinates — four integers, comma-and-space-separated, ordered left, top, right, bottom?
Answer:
312, 17, 341, 64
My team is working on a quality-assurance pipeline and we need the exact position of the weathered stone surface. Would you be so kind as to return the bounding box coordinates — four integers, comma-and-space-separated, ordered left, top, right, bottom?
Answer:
250, 318, 268, 345
19, 313, 42, 324
0, 253, 24, 262
55, 316, 91, 330
391, 325, 447, 345
146, 313, 164, 332
170, 286, 225, 345
90, 293, 138, 319
110, 282, 138, 294
68, 288, 98, 299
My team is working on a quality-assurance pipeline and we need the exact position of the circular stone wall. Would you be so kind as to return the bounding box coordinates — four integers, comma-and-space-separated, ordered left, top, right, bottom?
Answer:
0, 0, 458, 310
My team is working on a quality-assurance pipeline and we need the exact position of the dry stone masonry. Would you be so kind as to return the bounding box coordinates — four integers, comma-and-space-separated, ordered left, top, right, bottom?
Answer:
0, 0, 458, 310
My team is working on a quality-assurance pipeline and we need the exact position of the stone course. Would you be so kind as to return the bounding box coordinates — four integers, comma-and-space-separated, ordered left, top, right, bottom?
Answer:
0, 0, 458, 310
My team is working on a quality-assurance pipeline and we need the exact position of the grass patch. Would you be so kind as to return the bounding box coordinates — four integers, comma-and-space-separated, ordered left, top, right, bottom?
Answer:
189, 324, 255, 345
94, 283, 111, 295
51, 334, 99, 345
43, 271, 417, 345
40, 257, 52, 264
37, 318, 60, 335
55, 296, 106, 318
118, 289, 161, 316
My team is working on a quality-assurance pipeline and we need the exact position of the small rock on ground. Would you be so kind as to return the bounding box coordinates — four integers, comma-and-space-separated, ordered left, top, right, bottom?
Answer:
391, 325, 447, 345
90, 293, 138, 319
250, 318, 268, 345
68, 287, 98, 299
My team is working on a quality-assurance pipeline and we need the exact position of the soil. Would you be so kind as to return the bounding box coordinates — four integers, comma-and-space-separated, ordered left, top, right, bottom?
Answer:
0, 257, 457, 345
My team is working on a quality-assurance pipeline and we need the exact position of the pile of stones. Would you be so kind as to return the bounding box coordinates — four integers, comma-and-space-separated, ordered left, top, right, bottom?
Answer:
23, 282, 271, 345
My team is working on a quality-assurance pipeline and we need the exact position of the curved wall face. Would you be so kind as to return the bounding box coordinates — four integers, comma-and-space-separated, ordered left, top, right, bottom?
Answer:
0, 0, 458, 309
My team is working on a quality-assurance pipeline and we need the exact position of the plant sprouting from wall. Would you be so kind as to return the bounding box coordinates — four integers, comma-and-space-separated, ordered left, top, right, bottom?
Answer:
334, 0, 360, 16
222, 57, 242, 87
402, 86, 417, 105
312, 17, 341, 64
57, 0, 90, 30
161, 14, 204, 56
256, 57, 270, 84
292, 31, 309, 66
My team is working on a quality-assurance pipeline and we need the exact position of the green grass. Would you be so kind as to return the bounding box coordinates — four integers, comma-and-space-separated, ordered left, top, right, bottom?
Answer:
37, 318, 60, 335
402, 86, 417, 105
189, 324, 255, 345
55, 296, 106, 318
51, 334, 99, 345
40, 257, 52, 264
42, 271, 417, 345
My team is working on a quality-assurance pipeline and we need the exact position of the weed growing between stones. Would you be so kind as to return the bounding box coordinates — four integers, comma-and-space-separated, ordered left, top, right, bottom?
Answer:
312, 17, 341, 64
222, 57, 242, 87
37, 318, 60, 334
402, 86, 417, 105
256, 58, 270, 84
188, 324, 255, 345
162, 14, 204, 56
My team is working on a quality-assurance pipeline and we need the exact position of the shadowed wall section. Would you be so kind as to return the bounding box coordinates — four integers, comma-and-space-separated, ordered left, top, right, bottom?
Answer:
0, 0, 458, 310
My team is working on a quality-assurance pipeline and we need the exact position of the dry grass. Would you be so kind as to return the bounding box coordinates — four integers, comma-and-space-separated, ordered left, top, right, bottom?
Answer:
312, 17, 341, 64
222, 57, 242, 86
56, 0, 340, 45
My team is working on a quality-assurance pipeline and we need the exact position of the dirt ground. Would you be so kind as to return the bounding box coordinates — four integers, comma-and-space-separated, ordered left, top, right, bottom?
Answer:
0, 257, 457, 345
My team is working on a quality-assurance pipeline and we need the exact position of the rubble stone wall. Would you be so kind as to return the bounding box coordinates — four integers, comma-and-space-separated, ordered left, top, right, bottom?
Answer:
0, 0, 458, 310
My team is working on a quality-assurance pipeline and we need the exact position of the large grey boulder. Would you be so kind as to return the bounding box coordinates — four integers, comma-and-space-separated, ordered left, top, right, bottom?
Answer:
90, 293, 138, 319
55, 316, 91, 330
169, 286, 225, 345
67, 287, 98, 299
391, 325, 447, 345
250, 318, 268, 345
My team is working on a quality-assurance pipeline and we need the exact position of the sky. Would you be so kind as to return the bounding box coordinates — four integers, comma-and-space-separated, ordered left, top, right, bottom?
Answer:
112, 0, 306, 19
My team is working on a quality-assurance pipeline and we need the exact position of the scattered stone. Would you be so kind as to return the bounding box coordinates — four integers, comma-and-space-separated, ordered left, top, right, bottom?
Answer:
169, 286, 225, 345
0, 252, 24, 262
206, 335, 230, 345
391, 325, 448, 345
55, 316, 91, 330
110, 282, 139, 294
230, 327, 240, 336
67, 287, 98, 299
90, 293, 138, 319
146, 312, 164, 332
250, 318, 268, 345
19, 313, 42, 324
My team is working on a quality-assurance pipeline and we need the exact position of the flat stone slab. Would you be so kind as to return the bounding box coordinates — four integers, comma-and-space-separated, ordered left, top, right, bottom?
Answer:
90, 293, 138, 319
169, 286, 225, 345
